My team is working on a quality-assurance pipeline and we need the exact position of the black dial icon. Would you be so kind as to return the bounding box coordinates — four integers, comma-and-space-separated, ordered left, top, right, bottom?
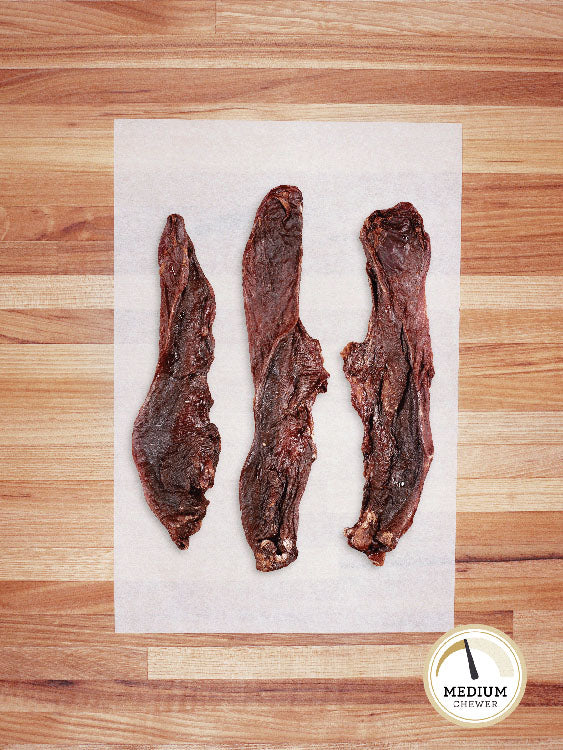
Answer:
463, 638, 479, 680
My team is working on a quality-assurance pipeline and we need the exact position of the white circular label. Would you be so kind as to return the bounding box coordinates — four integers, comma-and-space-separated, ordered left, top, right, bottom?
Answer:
424, 625, 526, 727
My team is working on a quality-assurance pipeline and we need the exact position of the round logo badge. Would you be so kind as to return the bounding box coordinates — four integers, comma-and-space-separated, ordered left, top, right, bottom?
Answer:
424, 625, 526, 727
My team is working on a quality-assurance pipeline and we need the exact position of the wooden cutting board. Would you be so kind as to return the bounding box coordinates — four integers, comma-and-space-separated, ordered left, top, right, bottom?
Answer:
0, 1, 561, 747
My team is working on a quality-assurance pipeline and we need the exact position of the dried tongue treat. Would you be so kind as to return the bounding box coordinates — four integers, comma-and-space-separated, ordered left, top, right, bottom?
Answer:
132, 214, 220, 549
240, 186, 329, 572
342, 202, 434, 565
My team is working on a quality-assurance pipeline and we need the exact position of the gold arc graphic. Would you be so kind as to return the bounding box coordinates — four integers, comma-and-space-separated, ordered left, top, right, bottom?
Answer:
436, 638, 514, 678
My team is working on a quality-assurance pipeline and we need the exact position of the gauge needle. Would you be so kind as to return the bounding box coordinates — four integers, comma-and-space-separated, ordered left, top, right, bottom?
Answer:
463, 638, 479, 680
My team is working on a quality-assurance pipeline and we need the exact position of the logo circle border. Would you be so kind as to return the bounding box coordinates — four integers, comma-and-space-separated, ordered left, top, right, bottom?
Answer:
423, 623, 527, 728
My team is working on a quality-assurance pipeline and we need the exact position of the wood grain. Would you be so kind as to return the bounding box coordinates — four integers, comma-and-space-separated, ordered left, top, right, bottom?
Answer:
0, 610, 514, 647
1, 498, 112, 547
1, 34, 562, 71
0, 242, 113, 274
0, 205, 112, 241
0, 309, 113, 344
148, 643, 562, 683
1, 743, 561, 750
0, 548, 113, 581
0, 581, 114, 615
0, 1, 215, 36
148, 642, 563, 683
0, 706, 560, 745
0, 646, 146, 680
514, 611, 562, 643
459, 277, 563, 309
457, 479, 562, 512
458, 413, 562, 444
216, 1, 563, 39
0, 276, 113, 308
460, 310, 563, 344
0, 69, 560, 107
0, 105, 560, 136
0, 678, 475, 710
0, 0, 561, 747
148, 645, 429, 680
455, 560, 562, 610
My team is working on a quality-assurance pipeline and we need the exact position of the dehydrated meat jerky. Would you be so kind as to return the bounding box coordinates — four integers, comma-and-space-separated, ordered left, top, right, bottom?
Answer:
132, 214, 220, 549
240, 186, 329, 572
342, 202, 434, 565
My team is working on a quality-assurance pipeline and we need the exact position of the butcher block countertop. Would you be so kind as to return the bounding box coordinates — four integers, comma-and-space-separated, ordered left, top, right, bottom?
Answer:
0, 1, 561, 747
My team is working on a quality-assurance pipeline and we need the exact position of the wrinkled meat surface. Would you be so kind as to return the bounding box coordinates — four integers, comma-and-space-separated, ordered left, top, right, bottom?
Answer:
342, 202, 434, 565
240, 186, 329, 571
132, 214, 220, 549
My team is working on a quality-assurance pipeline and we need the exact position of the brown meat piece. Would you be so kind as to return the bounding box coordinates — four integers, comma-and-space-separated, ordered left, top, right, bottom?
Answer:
240, 186, 329, 571
132, 214, 220, 549
342, 202, 434, 565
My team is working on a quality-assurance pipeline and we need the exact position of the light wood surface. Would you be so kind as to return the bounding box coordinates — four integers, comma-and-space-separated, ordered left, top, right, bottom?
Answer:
0, 1, 561, 747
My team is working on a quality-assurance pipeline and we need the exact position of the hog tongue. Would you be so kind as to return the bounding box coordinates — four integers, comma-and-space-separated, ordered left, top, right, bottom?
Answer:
239, 186, 329, 572
342, 202, 434, 565
132, 214, 221, 549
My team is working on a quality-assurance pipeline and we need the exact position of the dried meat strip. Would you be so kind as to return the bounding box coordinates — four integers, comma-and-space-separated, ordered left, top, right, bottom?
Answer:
240, 186, 329, 572
342, 202, 434, 565
132, 214, 220, 549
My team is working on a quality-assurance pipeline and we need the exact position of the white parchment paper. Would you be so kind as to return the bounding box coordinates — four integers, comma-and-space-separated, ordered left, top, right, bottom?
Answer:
114, 120, 461, 633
